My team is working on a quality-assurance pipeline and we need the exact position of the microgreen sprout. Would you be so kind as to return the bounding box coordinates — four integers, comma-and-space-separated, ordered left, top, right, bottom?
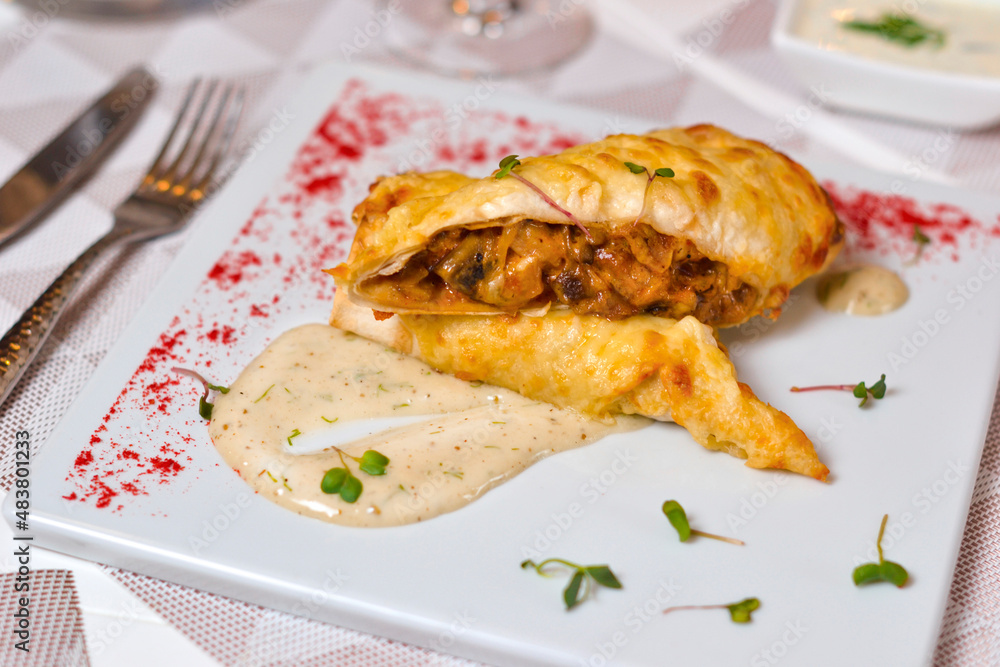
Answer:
853, 514, 909, 588
623, 161, 675, 225
520, 558, 622, 610
662, 500, 745, 545
790, 374, 887, 407
320, 448, 390, 503
663, 597, 760, 623
286, 428, 301, 447
843, 13, 945, 48
907, 224, 931, 265
495, 155, 593, 240
172, 367, 229, 420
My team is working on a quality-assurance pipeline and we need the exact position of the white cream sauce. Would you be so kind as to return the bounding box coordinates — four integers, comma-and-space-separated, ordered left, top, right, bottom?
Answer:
816, 265, 909, 315
794, 0, 1000, 78
209, 324, 645, 527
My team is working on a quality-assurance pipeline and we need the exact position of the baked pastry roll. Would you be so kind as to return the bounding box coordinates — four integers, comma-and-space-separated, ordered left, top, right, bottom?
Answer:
330, 125, 843, 327
331, 292, 829, 481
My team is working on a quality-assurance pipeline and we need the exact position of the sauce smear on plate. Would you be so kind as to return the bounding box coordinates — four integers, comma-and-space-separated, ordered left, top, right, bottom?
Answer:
209, 324, 645, 527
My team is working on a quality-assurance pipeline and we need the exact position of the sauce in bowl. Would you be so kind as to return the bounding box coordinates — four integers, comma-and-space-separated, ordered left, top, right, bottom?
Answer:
794, 0, 1000, 79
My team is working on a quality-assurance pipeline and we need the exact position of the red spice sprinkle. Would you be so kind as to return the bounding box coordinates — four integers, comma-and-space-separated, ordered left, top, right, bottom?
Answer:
304, 174, 343, 196
62, 493, 77, 501
74, 451, 94, 468
207, 250, 263, 289
149, 457, 183, 476
823, 181, 998, 260
89, 434, 102, 446
206, 325, 238, 345
121, 450, 140, 460
93, 479, 118, 509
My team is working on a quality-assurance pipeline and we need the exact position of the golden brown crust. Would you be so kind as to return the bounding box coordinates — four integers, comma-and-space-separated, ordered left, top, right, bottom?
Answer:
330, 292, 828, 480
330, 125, 843, 326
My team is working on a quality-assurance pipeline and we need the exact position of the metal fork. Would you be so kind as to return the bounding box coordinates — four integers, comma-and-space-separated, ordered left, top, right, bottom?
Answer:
0, 78, 245, 407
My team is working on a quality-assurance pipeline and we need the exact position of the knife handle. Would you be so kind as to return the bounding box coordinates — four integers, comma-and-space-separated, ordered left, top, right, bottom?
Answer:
0, 227, 129, 407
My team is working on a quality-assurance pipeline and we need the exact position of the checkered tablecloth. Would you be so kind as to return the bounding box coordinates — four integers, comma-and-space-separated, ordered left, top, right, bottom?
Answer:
0, 0, 998, 665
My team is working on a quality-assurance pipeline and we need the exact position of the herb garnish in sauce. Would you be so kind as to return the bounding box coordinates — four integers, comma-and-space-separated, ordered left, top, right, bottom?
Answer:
791, 374, 887, 407
172, 367, 229, 419
320, 448, 390, 504
520, 558, 622, 610
495, 155, 593, 240
624, 161, 675, 224
662, 500, 745, 545
853, 514, 909, 587
663, 597, 761, 623
843, 13, 945, 48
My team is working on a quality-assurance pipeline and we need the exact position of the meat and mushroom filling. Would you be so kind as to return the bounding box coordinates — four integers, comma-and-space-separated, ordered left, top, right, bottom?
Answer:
360, 221, 760, 326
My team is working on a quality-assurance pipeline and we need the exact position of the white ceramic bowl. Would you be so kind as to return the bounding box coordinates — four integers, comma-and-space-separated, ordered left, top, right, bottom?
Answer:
771, 0, 1000, 129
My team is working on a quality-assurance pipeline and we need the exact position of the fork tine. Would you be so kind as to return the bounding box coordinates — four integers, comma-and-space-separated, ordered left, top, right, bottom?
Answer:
143, 78, 201, 187
156, 80, 220, 191
193, 86, 245, 198
179, 82, 235, 191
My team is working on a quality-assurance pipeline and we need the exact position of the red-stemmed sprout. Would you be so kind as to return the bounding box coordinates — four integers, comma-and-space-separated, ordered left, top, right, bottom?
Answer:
791, 374, 887, 407
172, 367, 229, 419
495, 155, 593, 241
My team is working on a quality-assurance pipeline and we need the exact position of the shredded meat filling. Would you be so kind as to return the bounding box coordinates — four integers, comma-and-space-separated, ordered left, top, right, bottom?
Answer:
362, 221, 759, 325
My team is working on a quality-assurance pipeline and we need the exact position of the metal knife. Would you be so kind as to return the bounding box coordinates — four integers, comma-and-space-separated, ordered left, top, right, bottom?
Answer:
0, 66, 158, 248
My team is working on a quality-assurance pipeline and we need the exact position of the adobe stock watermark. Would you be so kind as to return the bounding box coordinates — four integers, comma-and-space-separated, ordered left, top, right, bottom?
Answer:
887, 254, 1000, 371
188, 491, 253, 555
725, 472, 791, 534
520, 448, 639, 560
427, 610, 477, 661
671, 0, 753, 72
749, 619, 808, 666
852, 459, 968, 567
6, 0, 74, 53
544, 0, 584, 28
580, 578, 682, 667
47, 66, 162, 180
87, 600, 143, 658
341, 0, 402, 62
396, 76, 499, 172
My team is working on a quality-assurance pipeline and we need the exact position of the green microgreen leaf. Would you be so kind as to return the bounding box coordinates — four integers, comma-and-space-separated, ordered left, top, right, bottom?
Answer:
727, 597, 760, 623
584, 566, 622, 589
662, 500, 692, 542
654, 167, 675, 178
320, 467, 349, 494
843, 13, 945, 48
853, 514, 910, 588
339, 474, 363, 503
913, 225, 931, 246
358, 449, 390, 476
624, 161, 646, 174
564, 571, 586, 610
207, 383, 229, 394
870, 374, 887, 399
521, 558, 622, 610
286, 428, 301, 447
198, 397, 214, 420
495, 154, 521, 179
662, 499, 745, 545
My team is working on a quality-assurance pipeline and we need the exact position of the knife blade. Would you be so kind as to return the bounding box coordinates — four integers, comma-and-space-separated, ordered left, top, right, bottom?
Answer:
0, 66, 158, 247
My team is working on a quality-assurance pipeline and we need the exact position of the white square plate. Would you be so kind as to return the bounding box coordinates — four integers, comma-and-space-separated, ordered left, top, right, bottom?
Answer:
7, 62, 1000, 666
